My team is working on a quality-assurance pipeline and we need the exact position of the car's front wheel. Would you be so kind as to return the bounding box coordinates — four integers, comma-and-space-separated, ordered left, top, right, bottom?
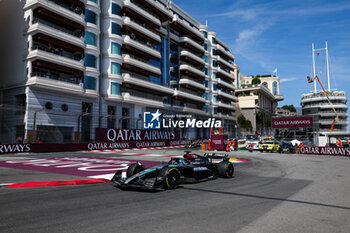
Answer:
126, 162, 144, 178
160, 167, 181, 189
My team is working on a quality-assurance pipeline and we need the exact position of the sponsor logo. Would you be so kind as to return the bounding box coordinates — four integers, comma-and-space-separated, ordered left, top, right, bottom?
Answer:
143, 109, 222, 129
0, 144, 31, 153
143, 110, 162, 129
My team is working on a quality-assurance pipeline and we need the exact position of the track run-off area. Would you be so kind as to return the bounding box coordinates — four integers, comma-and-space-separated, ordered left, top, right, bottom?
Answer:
1, 149, 350, 233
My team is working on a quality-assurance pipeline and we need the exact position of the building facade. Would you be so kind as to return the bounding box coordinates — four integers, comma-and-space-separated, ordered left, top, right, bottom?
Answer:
0, 0, 238, 143
301, 91, 349, 132
235, 75, 284, 133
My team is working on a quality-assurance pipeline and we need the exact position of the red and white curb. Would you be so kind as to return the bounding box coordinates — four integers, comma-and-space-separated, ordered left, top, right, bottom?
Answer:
88, 145, 186, 153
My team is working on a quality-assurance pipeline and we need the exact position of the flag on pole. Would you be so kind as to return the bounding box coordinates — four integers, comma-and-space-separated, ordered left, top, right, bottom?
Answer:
317, 51, 320, 56
273, 68, 277, 73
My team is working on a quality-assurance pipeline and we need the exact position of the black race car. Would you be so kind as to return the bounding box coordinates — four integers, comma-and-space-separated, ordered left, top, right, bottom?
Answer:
111, 151, 234, 190
278, 141, 296, 154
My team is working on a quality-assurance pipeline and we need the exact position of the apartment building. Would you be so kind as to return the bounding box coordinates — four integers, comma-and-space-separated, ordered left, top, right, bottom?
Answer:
0, 0, 238, 143
235, 75, 284, 132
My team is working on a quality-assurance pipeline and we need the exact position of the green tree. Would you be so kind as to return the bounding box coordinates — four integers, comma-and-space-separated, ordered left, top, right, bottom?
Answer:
282, 105, 296, 112
251, 77, 261, 85
256, 111, 265, 129
238, 115, 252, 129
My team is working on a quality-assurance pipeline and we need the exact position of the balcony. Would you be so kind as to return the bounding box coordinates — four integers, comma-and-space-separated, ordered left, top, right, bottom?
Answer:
122, 54, 161, 77
123, 17, 161, 43
218, 101, 236, 111
122, 73, 174, 95
180, 50, 205, 67
275, 94, 284, 101
217, 56, 235, 71
172, 15, 204, 43
122, 35, 161, 60
27, 74, 97, 97
27, 49, 84, 72
173, 89, 206, 105
216, 44, 235, 61
182, 106, 209, 116
319, 112, 348, 117
122, 92, 164, 108
28, 20, 85, 48
123, 0, 161, 28
217, 78, 235, 91
179, 64, 206, 80
303, 103, 348, 110
217, 113, 236, 121
217, 67, 235, 82
301, 95, 348, 104
217, 90, 237, 102
142, 0, 173, 21
317, 120, 349, 126
179, 36, 205, 54
179, 78, 206, 91
25, 0, 85, 26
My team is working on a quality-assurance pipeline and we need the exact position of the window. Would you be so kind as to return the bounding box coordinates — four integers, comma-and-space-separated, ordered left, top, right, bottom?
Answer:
84, 54, 96, 68
201, 31, 208, 38
203, 43, 207, 51
85, 10, 97, 24
273, 81, 278, 95
203, 55, 208, 63
213, 107, 217, 114
203, 67, 208, 75
203, 93, 208, 100
212, 60, 217, 67
112, 3, 122, 15
213, 84, 217, 91
111, 62, 121, 75
107, 105, 116, 128
212, 49, 216, 55
88, 0, 98, 3
85, 32, 97, 46
213, 95, 217, 103
112, 23, 121, 35
15, 94, 26, 115
212, 37, 216, 44
83, 76, 96, 90
204, 80, 208, 88
212, 72, 216, 79
150, 76, 161, 85
203, 105, 209, 112
111, 42, 121, 55
122, 108, 129, 129
111, 82, 121, 95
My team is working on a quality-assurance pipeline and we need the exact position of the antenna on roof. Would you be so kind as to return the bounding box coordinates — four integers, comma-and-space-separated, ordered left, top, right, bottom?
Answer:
206, 19, 208, 26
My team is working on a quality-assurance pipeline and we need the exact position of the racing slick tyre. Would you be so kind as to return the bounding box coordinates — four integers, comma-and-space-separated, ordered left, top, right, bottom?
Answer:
218, 161, 234, 178
126, 163, 144, 178
160, 167, 181, 189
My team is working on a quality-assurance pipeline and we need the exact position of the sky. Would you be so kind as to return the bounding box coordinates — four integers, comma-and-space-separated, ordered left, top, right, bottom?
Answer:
173, 0, 350, 112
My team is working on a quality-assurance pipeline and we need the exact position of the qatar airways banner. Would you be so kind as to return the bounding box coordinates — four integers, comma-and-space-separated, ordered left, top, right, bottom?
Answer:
300, 146, 350, 157
95, 128, 180, 143
272, 116, 313, 129
0, 139, 191, 154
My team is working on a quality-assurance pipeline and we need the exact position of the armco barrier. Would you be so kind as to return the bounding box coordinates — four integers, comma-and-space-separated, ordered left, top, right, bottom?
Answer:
0, 140, 191, 154
299, 146, 350, 157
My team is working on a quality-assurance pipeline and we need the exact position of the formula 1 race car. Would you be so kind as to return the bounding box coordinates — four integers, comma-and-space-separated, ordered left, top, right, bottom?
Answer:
111, 151, 234, 190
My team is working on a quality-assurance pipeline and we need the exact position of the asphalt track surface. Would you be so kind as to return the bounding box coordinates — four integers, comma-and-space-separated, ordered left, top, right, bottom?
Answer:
1, 149, 350, 233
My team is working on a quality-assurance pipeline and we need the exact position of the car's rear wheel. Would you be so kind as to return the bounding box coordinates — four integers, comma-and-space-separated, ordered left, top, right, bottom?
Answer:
126, 163, 144, 178
160, 167, 181, 189
218, 161, 234, 178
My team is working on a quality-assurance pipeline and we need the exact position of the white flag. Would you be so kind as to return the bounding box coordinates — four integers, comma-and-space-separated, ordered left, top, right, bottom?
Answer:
273, 68, 277, 73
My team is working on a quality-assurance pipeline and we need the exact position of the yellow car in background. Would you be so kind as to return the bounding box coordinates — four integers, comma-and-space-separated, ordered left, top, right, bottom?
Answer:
259, 140, 280, 152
